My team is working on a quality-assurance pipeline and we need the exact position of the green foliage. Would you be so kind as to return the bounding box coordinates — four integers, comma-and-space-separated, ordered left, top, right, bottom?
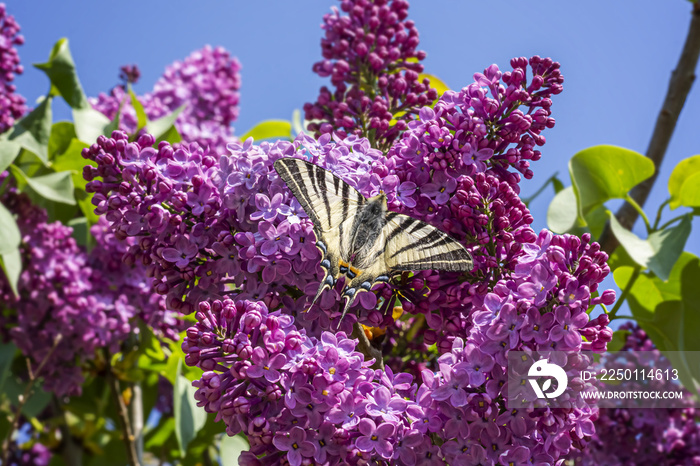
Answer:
0, 140, 21, 174
609, 213, 691, 281
173, 359, 207, 456
668, 154, 700, 209
240, 119, 292, 141
10, 165, 76, 205
220, 434, 249, 466
7, 97, 53, 163
547, 186, 578, 233
569, 145, 654, 224
34, 38, 90, 110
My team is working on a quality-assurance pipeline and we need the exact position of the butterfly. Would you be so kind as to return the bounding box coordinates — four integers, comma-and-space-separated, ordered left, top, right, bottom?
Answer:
273, 157, 474, 324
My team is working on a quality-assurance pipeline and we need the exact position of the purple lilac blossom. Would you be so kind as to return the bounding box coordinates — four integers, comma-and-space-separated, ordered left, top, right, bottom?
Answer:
304, 0, 437, 150
90, 45, 241, 155
0, 3, 26, 133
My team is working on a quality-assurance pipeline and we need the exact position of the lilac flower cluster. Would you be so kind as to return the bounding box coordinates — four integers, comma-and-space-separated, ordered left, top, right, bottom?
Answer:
83, 130, 390, 332
83, 125, 618, 463
0, 191, 174, 397
0, 3, 26, 133
90, 45, 241, 155
576, 323, 700, 465
304, 0, 437, 150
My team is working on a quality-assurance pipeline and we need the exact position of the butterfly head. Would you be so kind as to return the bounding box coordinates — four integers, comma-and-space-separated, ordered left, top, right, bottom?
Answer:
367, 192, 388, 213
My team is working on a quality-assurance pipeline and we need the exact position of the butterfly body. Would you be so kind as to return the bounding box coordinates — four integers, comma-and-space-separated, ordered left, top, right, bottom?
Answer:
273, 158, 473, 324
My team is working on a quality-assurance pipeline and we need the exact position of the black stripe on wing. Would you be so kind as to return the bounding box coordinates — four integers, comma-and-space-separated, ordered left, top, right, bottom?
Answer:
384, 214, 473, 273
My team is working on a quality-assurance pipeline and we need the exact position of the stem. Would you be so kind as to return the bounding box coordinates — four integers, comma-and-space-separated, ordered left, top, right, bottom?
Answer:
599, 3, 700, 253
106, 358, 141, 466
658, 214, 687, 231
624, 195, 652, 234
131, 382, 144, 465
522, 173, 559, 206
609, 267, 641, 320
652, 199, 671, 230
352, 322, 385, 371
0, 334, 63, 466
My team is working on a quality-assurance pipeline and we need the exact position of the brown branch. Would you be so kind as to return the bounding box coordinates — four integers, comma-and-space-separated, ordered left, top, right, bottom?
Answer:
598, 2, 700, 253
352, 322, 385, 371
0, 334, 63, 465
106, 360, 141, 466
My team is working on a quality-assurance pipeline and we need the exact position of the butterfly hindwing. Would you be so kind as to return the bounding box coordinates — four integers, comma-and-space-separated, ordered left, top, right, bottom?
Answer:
383, 214, 474, 272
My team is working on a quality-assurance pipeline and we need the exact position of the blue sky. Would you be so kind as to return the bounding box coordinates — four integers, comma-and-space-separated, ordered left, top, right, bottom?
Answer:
8, 0, 700, 322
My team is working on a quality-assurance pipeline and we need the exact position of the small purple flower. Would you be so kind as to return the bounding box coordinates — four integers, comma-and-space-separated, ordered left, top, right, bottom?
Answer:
311, 422, 340, 463
454, 346, 494, 387
227, 158, 264, 190
250, 192, 291, 223
355, 418, 395, 459
549, 306, 588, 349
161, 236, 198, 268
246, 347, 286, 383
272, 426, 314, 466
397, 181, 417, 208
517, 263, 557, 306
258, 221, 293, 256
520, 308, 555, 344
422, 171, 457, 205
364, 385, 408, 422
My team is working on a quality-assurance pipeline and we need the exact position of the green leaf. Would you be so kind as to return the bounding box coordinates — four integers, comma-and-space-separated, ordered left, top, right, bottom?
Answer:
0, 140, 21, 174
145, 416, 175, 450
173, 358, 206, 456
72, 107, 110, 145
52, 138, 92, 190
418, 73, 450, 97
584, 205, 608, 240
607, 330, 631, 352
668, 154, 700, 209
678, 172, 700, 209
48, 121, 77, 160
8, 97, 53, 163
68, 217, 88, 247
609, 213, 691, 281
613, 266, 664, 321
148, 105, 184, 142
240, 120, 292, 142
220, 434, 249, 466
128, 86, 147, 131
0, 202, 20, 255
0, 342, 17, 393
34, 38, 90, 109
0, 249, 22, 297
547, 186, 579, 233
569, 145, 654, 222
11, 166, 76, 205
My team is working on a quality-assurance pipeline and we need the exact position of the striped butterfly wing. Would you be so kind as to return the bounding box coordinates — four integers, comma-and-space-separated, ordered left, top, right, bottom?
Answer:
336, 213, 473, 323
383, 213, 474, 273
273, 158, 366, 304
